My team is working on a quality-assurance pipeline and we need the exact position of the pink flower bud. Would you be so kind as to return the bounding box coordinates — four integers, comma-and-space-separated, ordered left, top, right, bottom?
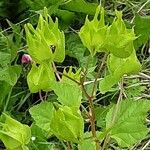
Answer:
21, 54, 32, 64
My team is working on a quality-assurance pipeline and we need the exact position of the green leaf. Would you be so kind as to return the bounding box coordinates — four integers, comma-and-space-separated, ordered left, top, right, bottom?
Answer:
50, 105, 84, 142
29, 124, 51, 150
99, 50, 141, 94
0, 114, 31, 150
0, 26, 21, 63
27, 63, 55, 93
61, 0, 98, 15
134, 15, 150, 49
53, 82, 82, 108
95, 105, 112, 128
66, 33, 86, 66
29, 101, 54, 132
0, 51, 11, 67
0, 65, 21, 86
106, 100, 150, 147
78, 132, 96, 150
24, 0, 61, 10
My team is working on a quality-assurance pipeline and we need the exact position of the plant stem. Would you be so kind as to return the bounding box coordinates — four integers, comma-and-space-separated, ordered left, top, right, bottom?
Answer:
66, 142, 71, 150
80, 78, 99, 150
80, 54, 107, 150
39, 90, 43, 101
52, 62, 61, 81
91, 54, 107, 97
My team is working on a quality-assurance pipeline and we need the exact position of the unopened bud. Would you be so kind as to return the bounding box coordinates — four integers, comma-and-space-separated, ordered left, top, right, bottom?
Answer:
21, 54, 32, 64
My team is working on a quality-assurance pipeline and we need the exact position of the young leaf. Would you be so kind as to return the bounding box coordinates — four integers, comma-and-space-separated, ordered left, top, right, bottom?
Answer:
27, 62, 55, 93
29, 101, 54, 132
106, 100, 150, 147
78, 132, 96, 150
0, 114, 31, 150
50, 106, 84, 143
53, 82, 82, 108
0, 65, 21, 86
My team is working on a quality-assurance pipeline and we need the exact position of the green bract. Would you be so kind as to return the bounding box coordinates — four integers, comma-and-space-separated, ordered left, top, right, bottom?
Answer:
62, 67, 81, 85
99, 49, 141, 93
25, 8, 65, 63
79, 6, 137, 58
0, 114, 31, 150
50, 106, 84, 143
105, 11, 136, 58
27, 62, 55, 93
79, 6, 108, 56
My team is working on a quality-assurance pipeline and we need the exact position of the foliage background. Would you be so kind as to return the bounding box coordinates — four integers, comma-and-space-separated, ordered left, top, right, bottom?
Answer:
0, 0, 150, 149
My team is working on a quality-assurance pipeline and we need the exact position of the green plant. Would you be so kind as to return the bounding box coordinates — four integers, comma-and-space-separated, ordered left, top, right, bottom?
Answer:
0, 4, 150, 150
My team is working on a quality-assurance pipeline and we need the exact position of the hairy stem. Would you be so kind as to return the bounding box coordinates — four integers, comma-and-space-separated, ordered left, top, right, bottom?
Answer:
80, 54, 107, 150
80, 80, 99, 149
91, 54, 107, 97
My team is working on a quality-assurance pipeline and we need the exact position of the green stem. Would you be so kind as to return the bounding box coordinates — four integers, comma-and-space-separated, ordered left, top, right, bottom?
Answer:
52, 62, 62, 81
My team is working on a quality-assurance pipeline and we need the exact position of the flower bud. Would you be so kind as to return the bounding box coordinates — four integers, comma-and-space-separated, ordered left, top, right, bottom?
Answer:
21, 54, 32, 64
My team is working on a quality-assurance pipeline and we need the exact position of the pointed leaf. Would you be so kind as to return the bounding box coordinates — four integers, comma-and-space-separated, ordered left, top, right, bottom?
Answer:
53, 82, 82, 108
50, 106, 84, 142
29, 101, 54, 132
106, 100, 150, 147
